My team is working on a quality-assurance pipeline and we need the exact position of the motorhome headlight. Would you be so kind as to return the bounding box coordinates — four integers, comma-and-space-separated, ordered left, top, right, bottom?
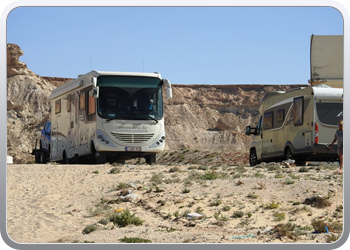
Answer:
96, 131, 116, 147
149, 133, 166, 148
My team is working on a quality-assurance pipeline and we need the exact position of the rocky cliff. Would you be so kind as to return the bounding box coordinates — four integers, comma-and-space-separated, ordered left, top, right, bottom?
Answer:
6, 43, 308, 163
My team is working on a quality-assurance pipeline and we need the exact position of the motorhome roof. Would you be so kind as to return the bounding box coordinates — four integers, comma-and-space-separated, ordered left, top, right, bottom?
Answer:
49, 70, 162, 100
79, 70, 161, 78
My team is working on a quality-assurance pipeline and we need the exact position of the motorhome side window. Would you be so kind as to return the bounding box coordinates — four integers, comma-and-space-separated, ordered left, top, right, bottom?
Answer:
87, 89, 96, 121
293, 96, 303, 126
67, 94, 71, 112
277, 109, 284, 122
79, 92, 85, 110
55, 99, 61, 114
263, 112, 273, 130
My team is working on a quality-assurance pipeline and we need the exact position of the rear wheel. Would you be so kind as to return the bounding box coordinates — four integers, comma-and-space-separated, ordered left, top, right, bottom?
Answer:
63, 151, 71, 164
284, 147, 293, 160
249, 149, 259, 167
40, 151, 48, 164
35, 151, 41, 163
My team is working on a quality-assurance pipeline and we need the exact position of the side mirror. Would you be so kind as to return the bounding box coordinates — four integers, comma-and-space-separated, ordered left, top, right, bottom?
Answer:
166, 88, 172, 99
92, 86, 99, 98
163, 79, 172, 99
92, 76, 97, 87
245, 126, 251, 136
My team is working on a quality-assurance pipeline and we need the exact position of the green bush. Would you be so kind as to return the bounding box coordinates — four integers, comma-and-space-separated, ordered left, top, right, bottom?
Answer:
119, 236, 152, 243
82, 224, 97, 235
109, 209, 144, 227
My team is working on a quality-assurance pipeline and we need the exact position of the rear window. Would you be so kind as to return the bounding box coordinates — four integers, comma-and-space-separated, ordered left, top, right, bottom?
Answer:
316, 102, 343, 125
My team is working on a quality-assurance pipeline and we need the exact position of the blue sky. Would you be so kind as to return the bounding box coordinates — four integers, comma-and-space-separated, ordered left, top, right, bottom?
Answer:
7, 6, 343, 84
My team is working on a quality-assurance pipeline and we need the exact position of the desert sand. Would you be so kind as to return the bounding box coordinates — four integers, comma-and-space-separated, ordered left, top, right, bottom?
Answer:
6, 159, 344, 244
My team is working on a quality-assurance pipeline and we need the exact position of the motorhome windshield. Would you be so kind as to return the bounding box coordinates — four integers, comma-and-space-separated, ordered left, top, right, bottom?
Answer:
316, 102, 343, 125
97, 76, 163, 121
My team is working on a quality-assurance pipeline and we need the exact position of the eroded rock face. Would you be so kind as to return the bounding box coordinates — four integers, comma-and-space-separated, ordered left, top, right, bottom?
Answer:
6, 43, 308, 163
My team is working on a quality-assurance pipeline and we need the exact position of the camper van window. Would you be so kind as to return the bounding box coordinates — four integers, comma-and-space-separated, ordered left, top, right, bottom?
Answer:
55, 99, 61, 114
293, 97, 303, 126
88, 90, 96, 115
316, 102, 343, 126
86, 89, 96, 122
79, 92, 85, 110
263, 112, 273, 130
277, 109, 284, 122
67, 95, 71, 112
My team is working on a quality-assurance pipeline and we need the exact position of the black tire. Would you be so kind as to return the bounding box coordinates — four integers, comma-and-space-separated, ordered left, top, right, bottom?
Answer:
145, 154, 156, 165
96, 152, 107, 164
285, 147, 293, 160
40, 151, 48, 164
63, 151, 71, 164
35, 151, 41, 164
249, 149, 259, 167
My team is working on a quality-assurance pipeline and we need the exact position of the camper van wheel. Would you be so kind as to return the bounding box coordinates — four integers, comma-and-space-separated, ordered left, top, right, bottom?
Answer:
35, 151, 41, 164
249, 149, 258, 167
63, 152, 70, 164
285, 147, 293, 160
96, 152, 106, 164
145, 154, 156, 165
40, 151, 48, 164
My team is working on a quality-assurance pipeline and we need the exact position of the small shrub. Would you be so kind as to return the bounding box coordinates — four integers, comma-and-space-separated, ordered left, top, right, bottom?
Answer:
285, 179, 295, 185
210, 200, 222, 207
247, 193, 259, 199
198, 165, 208, 171
232, 210, 244, 218
299, 167, 309, 173
182, 188, 190, 194
169, 166, 180, 172
119, 236, 152, 243
109, 209, 144, 227
98, 218, 109, 225
265, 202, 279, 209
267, 165, 280, 171
311, 219, 332, 233
116, 182, 127, 189
92, 170, 99, 174
109, 167, 121, 174
154, 186, 164, 193
195, 206, 204, 213
273, 212, 286, 221
303, 196, 332, 208
150, 173, 165, 185
202, 170, 218, 180
273, 223, 298, 241
325, 233, 340, 243
222, 205, 231, 211
82, 224, 97, 235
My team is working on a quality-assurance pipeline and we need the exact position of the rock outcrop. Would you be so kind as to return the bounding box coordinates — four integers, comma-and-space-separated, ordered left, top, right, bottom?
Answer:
6, 43, 308, 163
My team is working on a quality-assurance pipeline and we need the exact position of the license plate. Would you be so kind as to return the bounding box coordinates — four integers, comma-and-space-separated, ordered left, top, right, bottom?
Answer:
125, 147, 141, 152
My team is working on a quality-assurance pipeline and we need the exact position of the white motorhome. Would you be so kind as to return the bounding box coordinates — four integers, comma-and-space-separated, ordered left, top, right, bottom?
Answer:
245, 85, 343, 166
49, 70, 172, 164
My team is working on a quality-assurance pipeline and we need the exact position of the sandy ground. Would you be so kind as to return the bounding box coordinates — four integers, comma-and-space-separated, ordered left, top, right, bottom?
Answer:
6, 160, 344, 244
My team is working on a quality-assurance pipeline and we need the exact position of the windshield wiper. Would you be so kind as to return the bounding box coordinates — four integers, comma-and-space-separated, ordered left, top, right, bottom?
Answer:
147, 115, 158, 124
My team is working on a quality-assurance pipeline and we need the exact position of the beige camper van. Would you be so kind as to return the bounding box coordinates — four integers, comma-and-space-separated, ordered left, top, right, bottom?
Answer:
245, 85, 343, 166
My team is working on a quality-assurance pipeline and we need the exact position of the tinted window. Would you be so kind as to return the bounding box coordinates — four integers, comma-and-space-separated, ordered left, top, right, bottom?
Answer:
316, 102, 343, 125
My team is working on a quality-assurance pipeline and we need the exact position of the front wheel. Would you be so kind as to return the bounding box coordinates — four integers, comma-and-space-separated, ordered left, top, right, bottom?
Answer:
145, 154, 156, 165
95, 152, 107, 164
249, 149, 259, 167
